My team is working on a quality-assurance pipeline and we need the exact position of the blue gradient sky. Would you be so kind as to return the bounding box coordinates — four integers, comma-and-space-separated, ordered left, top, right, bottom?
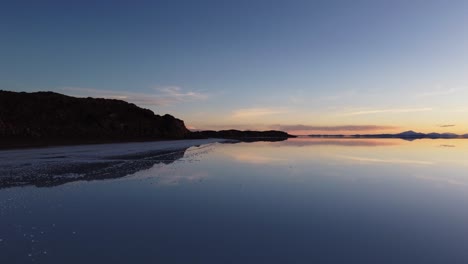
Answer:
2, 0, 468, 134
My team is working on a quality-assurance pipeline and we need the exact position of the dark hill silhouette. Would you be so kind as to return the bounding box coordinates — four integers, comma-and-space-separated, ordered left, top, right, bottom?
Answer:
0, 90, 189, 147
190, 129, 296, 141
0, 90, 295, 148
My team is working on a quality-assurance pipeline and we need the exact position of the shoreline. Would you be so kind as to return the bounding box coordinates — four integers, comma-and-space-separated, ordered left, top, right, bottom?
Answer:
0, 138, 228, 156
0, 138, 197, 151
0, 135, 292, 151
0, 138, 229, 188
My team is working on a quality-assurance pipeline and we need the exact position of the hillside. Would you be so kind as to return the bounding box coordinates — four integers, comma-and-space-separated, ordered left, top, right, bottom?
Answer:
0, 90, 190, 147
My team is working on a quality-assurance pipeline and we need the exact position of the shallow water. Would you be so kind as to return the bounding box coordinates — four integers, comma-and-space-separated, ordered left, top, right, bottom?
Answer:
2, 138, 468, 263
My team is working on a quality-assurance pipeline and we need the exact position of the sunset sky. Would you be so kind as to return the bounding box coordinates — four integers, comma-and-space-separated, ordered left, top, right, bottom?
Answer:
2, 0, 468, 135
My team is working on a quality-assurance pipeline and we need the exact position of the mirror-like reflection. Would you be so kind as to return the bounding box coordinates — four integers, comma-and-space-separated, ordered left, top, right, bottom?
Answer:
0, 148, 190, 188
0, 139, 220, 188
2, 138, 468, 263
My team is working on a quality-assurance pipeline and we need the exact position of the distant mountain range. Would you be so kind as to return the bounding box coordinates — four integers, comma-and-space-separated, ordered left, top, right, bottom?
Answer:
310, 130, 468, 140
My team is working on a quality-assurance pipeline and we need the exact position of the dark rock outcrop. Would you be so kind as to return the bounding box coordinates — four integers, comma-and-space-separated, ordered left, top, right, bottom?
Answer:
190, 129, 295, 141
0, 90, 190, 147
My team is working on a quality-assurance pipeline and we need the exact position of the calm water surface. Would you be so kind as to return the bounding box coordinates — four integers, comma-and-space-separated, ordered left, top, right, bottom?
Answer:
2, 138, 468, 263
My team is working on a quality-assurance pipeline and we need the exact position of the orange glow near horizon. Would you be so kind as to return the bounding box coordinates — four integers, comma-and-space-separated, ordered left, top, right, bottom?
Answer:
188, 123, 468, 136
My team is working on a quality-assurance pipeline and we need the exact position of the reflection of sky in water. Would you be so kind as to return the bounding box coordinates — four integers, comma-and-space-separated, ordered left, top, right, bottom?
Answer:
2, 138, 468, 263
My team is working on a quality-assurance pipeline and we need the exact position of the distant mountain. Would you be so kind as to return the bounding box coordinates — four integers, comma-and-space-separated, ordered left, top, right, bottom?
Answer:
0, 90, 190, 147
426, 133, 459, 139
309, 130, 464, 139
396, 130, 426, 138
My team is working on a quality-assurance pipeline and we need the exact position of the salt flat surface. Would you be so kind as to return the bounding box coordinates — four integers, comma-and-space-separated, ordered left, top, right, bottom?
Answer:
0, 139, 226, 188
0, 139, 224, 166
2, 138, 468, 263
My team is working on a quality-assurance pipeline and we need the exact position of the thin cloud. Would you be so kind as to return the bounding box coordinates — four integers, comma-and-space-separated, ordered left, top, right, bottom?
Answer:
343, 107, 432, 116
288, 96, 304, 104
186, 125, 198, 131
439, 124, 456, 128
417, 87, 460, 97
61, 86, 208, 107
232, 107, 290, 118
154, 86, 208, 100
411, 173, 468, 187
320, 89, 358, 101
270, 124, 398, 132
446, 107, 468, 113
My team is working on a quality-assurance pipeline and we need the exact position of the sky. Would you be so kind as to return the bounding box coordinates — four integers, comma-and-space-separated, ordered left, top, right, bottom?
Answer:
1, 0, 468, 135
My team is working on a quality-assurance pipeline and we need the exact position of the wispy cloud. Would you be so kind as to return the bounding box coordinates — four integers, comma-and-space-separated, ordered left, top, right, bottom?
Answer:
231, 107, 290, 118
288, 96, 304, 104
61, 86, 208, 107
270, 124, 398, 132
154, 86, 207, 100
411, 173, 468, 187
311, 89, 359, 102
417, 87, 460, 97
444, 107, 468, 113
439, 124, 456, 128
343, 107, 432, 116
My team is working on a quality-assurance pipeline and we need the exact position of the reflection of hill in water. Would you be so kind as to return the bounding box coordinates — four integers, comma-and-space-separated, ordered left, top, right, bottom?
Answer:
0, 148, 188, 189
